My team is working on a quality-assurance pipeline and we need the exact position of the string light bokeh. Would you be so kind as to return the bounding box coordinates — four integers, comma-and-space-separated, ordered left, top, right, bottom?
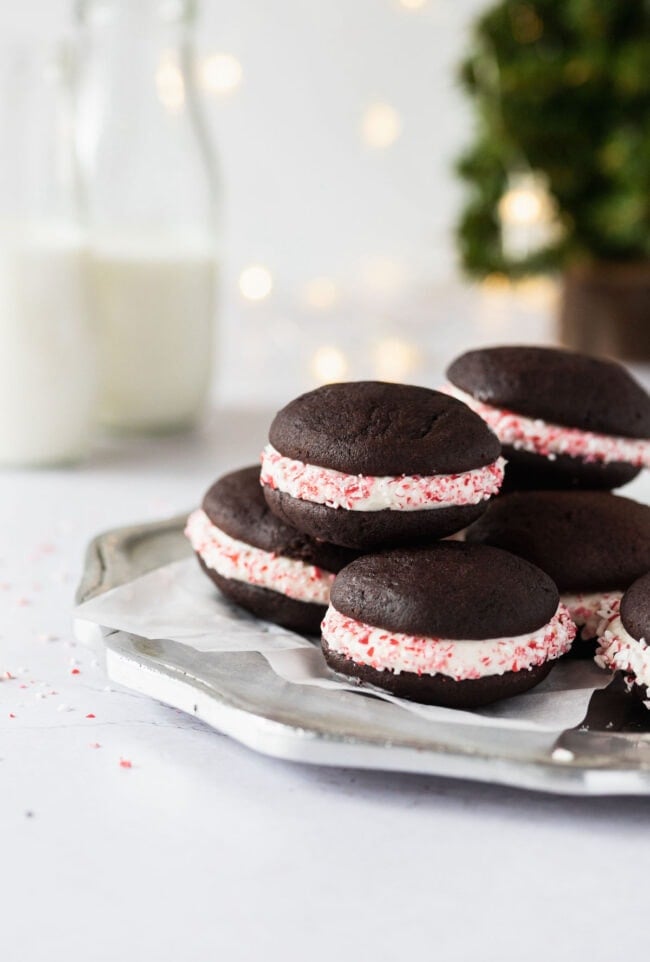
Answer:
142, 0, 559, 405
398, 0, 429, 9
239, 265, 274, 302
199, 53, 243, 96
155, 51, 184, 112
498, 171, 561, 262
310, 346, 349, 384
360, 102, 402, 149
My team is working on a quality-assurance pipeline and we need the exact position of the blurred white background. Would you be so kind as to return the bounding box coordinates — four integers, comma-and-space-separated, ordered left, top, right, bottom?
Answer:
1, 0, 556, 406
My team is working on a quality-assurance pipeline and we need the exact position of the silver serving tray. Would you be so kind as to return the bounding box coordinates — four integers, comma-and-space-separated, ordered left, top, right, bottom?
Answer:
76, 517, 650, 796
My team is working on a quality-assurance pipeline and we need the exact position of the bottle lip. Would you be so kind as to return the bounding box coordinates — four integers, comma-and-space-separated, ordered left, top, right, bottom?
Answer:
75, 0, 198, 25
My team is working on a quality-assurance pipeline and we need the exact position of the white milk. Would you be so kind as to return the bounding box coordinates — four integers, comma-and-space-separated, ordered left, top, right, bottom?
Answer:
0, 226, 96, 466
89, 238, 217, 433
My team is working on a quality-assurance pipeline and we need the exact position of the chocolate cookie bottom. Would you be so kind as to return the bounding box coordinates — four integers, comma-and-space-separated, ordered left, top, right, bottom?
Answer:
264, 487, 487, 550
198, 555, 325, 635
322, 639, 554, 709
501, 447, 639, 492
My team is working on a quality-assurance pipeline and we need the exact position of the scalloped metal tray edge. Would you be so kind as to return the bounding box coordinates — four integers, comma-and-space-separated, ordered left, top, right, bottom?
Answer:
75, 516, 650, 796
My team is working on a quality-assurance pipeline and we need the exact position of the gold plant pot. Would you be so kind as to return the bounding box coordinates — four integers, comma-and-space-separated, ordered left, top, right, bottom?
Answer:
559, 262, 650, 362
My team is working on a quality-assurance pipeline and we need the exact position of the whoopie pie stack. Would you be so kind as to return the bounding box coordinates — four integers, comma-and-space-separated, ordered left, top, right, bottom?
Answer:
259, 381, 504, 549
465, 491, 650, 657
186, 382, 506, 646
444, 345, 650, 677
186, 347, 650, 712
321, 543, 574, 709
444, 346, 650, 491
185, 466, 359, 634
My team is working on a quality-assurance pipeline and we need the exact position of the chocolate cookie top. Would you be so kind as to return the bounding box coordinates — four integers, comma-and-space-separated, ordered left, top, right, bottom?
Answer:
202, 466, 358, 573
466, 491, 650, 592
447, 346, 650, 439
621, 572, 650, 643
330, 542, 558, 639
268, 381, 501, 476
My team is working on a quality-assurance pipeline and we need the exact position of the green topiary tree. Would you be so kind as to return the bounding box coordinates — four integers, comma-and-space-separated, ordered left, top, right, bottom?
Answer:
456, 0, 650, 279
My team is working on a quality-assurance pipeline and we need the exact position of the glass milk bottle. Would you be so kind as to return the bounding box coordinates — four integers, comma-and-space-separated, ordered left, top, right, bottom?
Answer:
75, 0, 219, 434
0, 44, 95, 467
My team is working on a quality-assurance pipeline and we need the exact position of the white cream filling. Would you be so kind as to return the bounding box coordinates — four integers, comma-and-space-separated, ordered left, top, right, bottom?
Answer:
260, 444, 505, 512
443, 384, 650, 467
185, 509, 334, 605
562, 591, 623, 640
596, 615, 650, 702
322, 603, 575, 680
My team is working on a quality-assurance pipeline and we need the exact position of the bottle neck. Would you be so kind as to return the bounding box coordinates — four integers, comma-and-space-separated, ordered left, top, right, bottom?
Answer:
75, 0, 199, 149
76, 0, 197, 28
76, 0, 197, 66
74, 0, 217, 242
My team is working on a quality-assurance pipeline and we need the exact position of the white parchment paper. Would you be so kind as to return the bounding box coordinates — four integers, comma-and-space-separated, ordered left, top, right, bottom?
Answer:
75, 558, 611, 734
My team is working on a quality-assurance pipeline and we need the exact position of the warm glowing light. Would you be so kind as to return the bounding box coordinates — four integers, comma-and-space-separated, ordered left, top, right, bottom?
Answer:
477, 276, 512, 337
156, 53, 185, 112
398, 0, 428, 8
361, 103, 402, 148
481, 272, 512, 293
200, 53, 243, 95
303, 277, 340, 311
478, 274, 558, 338
498, 173, 554, 227
310, 346, 348, 384
515, 276, 559, 311
359, 256, 407, 297
239, 264, 273, 301
373, 337, 418, 381
499, 189, 544, 225
498, 172, 560, 261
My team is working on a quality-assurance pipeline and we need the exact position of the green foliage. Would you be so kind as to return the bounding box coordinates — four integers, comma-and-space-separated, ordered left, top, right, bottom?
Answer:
456, 0, 650, 276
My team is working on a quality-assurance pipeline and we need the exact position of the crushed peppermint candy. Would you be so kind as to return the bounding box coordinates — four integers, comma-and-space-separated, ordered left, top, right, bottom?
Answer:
321, 604, 575, 680
562, 591, 623, 641
596, 605, 650, 702
260, 444, 505, 512
185, 509, 334, 605
442, 384, 650, 468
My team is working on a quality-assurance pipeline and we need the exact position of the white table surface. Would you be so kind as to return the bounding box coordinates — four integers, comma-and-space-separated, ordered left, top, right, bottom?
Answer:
3, 408, 650, 962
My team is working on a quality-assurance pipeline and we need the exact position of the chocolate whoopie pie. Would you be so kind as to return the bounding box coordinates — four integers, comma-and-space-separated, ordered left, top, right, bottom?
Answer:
445, 346, 650, 490
596, 573, 650, 707
466, 491, 650, 656
185, 466, 359, 634
260, 381, 504, 550
321, 542, 576, 708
